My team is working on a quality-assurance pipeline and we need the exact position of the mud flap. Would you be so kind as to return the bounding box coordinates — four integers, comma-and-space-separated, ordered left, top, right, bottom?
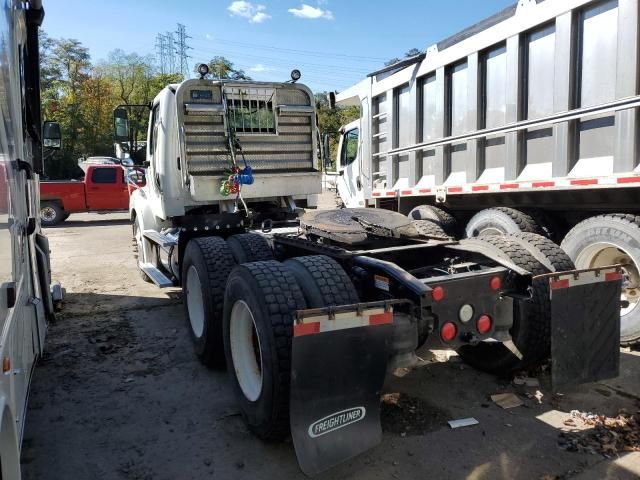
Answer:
290, 306, 393, 476
548, 268, 622, 388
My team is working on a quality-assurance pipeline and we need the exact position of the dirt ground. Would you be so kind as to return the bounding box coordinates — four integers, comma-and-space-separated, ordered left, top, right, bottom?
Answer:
21, 212, 640, 480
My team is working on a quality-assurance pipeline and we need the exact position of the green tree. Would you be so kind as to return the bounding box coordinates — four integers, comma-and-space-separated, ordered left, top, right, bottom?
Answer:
202, 56, 251, 80
315, 92, 359, 169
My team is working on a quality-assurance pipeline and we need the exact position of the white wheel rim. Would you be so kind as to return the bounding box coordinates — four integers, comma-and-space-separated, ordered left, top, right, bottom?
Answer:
478, 227, 504, 236
230, 300, 263, 402
186, 266, 205, 338
41, 206, 56, 221
575, 242, 640, 317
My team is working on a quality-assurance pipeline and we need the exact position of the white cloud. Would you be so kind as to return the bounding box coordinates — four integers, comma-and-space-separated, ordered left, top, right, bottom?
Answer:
288, 4, 333, 20
249, 64, 274, 73
227, 1, 271, 23
205, 33, 212, 39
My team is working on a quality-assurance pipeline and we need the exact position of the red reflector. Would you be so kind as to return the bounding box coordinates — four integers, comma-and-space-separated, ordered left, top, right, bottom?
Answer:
294, 322, 320, 337
533, 181, 555, 188
418, 188, 431, 193
400, 190, 412, 195
448, 187, 462, 193
490, 276, 501, 290
550, 279, 570, 290
472, 185, 489, 191
440, 322, 457, 342
385, 191, 396, 197
432, 286, 445, 301
617, 176, 640, 184
605, 272, 623, 282
477, 315, 492, 334
500, 183, 519, 190
372, 192, 382, 197
369, 312, 393, 326
571, 178, 597, 186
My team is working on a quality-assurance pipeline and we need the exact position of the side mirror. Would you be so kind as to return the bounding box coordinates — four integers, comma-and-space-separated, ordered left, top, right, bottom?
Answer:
328, 91, 336, 109
113, 108, 130, 143
42, 121, 62, 149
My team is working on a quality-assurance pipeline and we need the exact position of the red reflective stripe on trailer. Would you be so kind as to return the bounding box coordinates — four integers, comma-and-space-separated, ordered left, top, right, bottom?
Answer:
294, 322, 320, 337
533, 181, 555, 188
550, 279, 570, 290
369, 312, 393, 326
617, 176, 640, 184
372, 192, 382, 197
400, 190, 412, 195
385, 191, 396, 197
472, 185, 489, 191
571, 179, 597, 186
605, 272, 623, 282
448, 187, 462, 193
418, 188, 431, 193
500, 183, 519, 190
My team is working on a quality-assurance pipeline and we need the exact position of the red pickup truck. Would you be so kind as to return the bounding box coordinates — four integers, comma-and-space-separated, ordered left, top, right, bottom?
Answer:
40, 164, 144, 226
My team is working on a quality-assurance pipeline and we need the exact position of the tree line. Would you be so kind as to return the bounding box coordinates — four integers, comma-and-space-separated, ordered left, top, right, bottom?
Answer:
40, 32, 359, 179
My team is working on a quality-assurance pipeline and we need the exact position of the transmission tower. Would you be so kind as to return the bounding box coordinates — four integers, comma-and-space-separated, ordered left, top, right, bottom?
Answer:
155, 33, 168, 75
175, 23, 192, 79
165, 32, 176, 74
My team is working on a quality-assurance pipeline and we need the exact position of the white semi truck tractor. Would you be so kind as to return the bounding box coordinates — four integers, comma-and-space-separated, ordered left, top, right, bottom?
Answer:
117, 64, 625, 476
331, 0, 640, 346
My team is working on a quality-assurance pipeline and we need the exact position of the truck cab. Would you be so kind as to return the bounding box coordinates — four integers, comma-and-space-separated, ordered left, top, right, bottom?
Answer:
334, 119, 367, 208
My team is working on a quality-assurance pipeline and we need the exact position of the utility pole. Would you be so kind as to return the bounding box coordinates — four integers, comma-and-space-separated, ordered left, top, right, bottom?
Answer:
175, 23, 192, 79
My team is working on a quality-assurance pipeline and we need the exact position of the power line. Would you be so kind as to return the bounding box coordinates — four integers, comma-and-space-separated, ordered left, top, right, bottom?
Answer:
165, 32, 176, 73
155, 33, 168, 74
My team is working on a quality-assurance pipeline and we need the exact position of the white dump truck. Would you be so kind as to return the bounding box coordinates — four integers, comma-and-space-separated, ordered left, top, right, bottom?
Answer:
331, 0, 640, 345
116, 65, 624, 476
0, 1, 61, 477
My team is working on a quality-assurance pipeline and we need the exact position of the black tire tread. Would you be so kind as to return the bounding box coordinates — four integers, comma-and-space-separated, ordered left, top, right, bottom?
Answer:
409, 205, 457, 233
412, 219, 450, 238
466, 207, 543, 237
508, 232, 575, 272
227, 233, 274, 263
284, 255, 359, 307
185, 236, 236, 366
229, 260, 306, 441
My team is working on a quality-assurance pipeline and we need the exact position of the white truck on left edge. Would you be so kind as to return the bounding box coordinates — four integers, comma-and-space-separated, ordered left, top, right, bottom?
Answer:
0, 1, 61, 477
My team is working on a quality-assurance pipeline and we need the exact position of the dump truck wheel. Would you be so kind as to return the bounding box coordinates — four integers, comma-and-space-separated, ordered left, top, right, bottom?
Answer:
223, 260, 306, 441
283, 255, 359, 308
132, 217, 152, 283
227, 233, 274, 263
412, 219, 451, 239
465, 207, 543, 238
561, 214, 640, 346
508, 232, 575, 272
457, 235, 551, 374
408, 205, 457, 235
182, 237, 236, 368
40, 202, 64, 227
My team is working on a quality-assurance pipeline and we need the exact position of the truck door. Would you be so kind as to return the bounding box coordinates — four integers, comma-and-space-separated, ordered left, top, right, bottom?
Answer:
336, 126, 365, 207
86, 167, 121, 210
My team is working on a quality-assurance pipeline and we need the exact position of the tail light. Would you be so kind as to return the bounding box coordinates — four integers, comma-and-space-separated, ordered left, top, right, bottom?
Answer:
440, 322, 457, 342
490, 276, 501, 290
477, 314, 492, 334
432, 286, 445, 301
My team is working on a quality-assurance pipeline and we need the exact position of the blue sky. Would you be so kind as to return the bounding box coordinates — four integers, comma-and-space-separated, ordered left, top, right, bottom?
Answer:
43, 0, 514, 92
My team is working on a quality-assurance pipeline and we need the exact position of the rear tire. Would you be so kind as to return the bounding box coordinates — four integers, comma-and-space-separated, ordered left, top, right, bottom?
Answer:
182, 237, 236, 367
465, 207, 543, 238
457, 235, 552, 374
226, 233, 274, 263
412, 219, 450, 239
508, 232, 575, 272
408, 205, 457, 235
561, 214, 640, 346
40, 202, 65, 227
223, 260, 306, 440
283, 255, 359, 308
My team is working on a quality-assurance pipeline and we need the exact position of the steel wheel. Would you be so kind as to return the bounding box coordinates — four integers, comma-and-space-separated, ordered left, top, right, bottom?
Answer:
185, 265, 205, 338
575, 243, 640, 317
229, 300, 263, 402
41, 205, 57, 222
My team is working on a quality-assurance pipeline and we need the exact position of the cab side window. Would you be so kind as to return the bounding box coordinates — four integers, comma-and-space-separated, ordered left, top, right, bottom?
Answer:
341, 128, 359, 168
148, 104, 160, 161
91, 168, 117, 184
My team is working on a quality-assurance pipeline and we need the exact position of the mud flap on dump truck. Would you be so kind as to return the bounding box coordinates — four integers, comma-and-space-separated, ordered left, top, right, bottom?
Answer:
545, 266, 623, 388
290, 304, 395, 477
